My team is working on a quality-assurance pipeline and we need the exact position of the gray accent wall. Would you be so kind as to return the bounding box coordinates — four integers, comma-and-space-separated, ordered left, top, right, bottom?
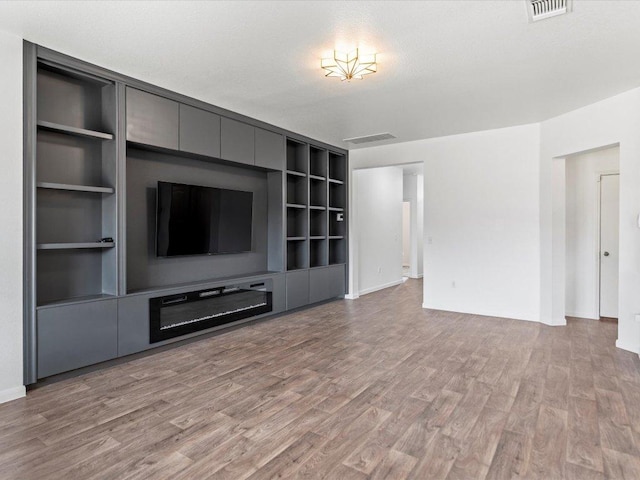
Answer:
126, 147, 270, 292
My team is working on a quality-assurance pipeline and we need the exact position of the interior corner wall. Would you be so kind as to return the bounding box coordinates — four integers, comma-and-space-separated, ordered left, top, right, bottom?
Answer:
353, 167, 404, 295
350, 124, 541, 321
540, 87, 640, 352
0, 31, 25, 403
565, 147, 619, 319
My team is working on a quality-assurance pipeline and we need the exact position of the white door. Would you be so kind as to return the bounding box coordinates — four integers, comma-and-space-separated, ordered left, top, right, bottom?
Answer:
599, 174, 619, 318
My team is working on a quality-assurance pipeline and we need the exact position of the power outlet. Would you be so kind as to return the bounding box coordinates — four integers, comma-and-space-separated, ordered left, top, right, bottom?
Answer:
451, 281, 456, 288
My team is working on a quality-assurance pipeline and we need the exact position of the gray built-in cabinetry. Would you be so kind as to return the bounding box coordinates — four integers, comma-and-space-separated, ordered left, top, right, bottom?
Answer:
24, 43, 349, 384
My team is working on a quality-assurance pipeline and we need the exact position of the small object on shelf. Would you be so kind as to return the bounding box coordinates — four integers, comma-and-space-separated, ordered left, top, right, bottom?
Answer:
337, 213, 344, 222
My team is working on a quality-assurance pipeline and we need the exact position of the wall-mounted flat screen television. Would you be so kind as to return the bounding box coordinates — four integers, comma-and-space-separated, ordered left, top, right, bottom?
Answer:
156, 181, 253, 257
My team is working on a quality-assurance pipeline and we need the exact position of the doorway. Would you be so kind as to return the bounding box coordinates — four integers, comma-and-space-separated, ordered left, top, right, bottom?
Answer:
599, 174, 619, 319
402, 201, 411, 278
564, 145, 619, 320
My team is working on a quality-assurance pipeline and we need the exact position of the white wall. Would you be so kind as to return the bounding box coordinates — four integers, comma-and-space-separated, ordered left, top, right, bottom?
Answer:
350, 124, 541, 321
565, 147, 619, 319
352, 167, 404, 295
0, 30, 24, 403
540, 87, 640, 352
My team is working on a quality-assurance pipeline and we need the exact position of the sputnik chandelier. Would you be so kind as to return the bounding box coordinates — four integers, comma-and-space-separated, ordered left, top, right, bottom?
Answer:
321, 49, 377, 81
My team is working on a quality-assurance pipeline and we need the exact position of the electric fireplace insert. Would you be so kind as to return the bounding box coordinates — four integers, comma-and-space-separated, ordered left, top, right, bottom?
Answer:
149, 280, 272, 343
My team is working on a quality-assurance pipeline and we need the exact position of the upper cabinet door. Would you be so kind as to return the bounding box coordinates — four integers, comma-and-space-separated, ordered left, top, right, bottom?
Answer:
179, 104, 221, 158
255, 128, 284, 171
126, 88, 179, 150
220, 117, 254, 165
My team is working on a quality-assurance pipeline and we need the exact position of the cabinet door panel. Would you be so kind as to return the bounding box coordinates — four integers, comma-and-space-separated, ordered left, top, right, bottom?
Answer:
309, 265, 345, 304
286, 270, 309, 310
37, 299, 118, 378
221, 117, 254, 165
179, 104, 221, 158
255, 128, 284, 170
126, 88, 179, 149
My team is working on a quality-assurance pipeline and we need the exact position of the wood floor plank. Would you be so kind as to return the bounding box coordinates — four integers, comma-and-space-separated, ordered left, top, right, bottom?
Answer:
368, 449, 416, 479
394, 388, 462, 457
247, 431, 325, 479
596, 387, 639, 456
485, 429, 532, 480
527, 404, 568, 479
602, 447, 640, 479
409, 432, 461, 479
440, 380, 492, 440
542, 364, 570, 410
567, 395, 603, 472
448, 406, 508, 477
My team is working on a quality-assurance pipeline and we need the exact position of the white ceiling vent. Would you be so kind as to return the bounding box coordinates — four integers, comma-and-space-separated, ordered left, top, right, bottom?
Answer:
527, 0, 572, 22
343, 133, 396, 144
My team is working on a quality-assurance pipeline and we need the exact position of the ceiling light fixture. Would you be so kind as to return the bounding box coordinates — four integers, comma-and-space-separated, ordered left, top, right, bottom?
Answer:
321, 49, 377, 81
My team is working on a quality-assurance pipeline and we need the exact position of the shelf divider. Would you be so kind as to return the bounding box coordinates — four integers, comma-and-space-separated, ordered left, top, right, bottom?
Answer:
37, 120, 114, 141
37, 242, 115, 250
37, 182, 114, 194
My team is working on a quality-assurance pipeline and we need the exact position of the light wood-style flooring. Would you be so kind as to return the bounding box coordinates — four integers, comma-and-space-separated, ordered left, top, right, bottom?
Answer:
2, 279, 640, 479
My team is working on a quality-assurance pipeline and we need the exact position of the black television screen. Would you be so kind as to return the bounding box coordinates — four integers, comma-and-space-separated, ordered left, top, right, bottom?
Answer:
156, 181, 253, 257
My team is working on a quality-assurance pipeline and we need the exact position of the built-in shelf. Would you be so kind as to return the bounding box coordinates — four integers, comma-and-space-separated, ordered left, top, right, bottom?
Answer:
310, 236, 326, 240
309, 174, 326, 181
287, 237, 306, 241
309, 205, 326, 210
37, 293, 117, 310
328, 178, 344, 185
328, 236, 344, 240
36, 182, 115, 194
286, 170, 307, 178
37, 242, 115, 250
286, 203, 307, 209
39, 59, 113, 86
37, 120, 114, 141
328, 207, 344, 212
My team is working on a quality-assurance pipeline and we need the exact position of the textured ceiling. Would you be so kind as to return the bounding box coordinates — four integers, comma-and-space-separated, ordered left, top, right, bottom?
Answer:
1, 1, 640, 149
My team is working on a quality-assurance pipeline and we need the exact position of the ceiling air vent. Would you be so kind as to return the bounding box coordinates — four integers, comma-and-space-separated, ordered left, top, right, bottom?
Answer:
343, 133, 396, 145
527, 0, 572, 22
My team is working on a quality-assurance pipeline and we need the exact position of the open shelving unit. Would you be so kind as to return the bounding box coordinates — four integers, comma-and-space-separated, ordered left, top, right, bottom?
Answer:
283, 143, 347, 309
284, 142, 347, 270
286, 139, 309, 271
327, 152, 347, 266
24, 43, 349, 385
34, 60, 117, 307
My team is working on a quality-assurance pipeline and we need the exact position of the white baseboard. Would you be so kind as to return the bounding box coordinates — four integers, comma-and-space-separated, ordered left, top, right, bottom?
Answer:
565, 311, 599, 320
344, 293, 360, 300
421, 303, 554, 325
616, 338, 639, 355
540, 317, 567, 327
359, 279, 404, 296
0, 385, 26, 404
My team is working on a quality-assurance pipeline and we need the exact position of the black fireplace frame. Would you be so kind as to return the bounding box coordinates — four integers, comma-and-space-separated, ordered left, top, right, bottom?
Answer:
149, 281, 273, 343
